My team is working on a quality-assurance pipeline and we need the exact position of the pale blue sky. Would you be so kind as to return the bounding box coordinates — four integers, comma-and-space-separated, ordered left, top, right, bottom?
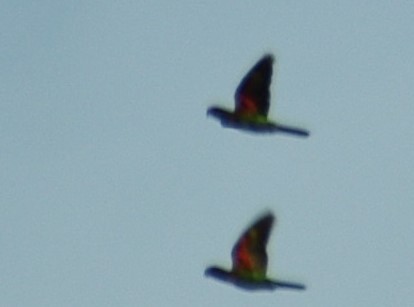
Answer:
1, 1, 414, 306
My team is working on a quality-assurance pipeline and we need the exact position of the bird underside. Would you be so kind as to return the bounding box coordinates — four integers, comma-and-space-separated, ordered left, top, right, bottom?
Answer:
220, 118, 278, 133
219, 118, 309, 137
233, 278, 305, 291
211, 274, 305, 291
205, 267, 305, 291
207, 107, 308, 136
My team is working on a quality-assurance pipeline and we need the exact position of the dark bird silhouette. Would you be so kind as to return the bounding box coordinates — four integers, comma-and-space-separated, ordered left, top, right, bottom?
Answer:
207, 54, 309, 137
205, 212, 306, 291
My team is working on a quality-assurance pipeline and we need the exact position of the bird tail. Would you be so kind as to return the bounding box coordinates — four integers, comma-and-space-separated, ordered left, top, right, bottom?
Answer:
276, 124, 310, 137
271, 280, 306, 290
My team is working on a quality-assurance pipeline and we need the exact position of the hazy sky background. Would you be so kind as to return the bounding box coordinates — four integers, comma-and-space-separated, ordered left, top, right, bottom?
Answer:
1, 1, 414, 306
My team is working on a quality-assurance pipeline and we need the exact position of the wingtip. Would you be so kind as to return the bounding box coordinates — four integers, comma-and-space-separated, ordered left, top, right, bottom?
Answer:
262, 53, 275, 63
258, 210, 276, 223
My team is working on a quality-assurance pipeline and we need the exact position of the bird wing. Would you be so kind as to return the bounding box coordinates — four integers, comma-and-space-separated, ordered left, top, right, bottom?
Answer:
231, 212, 275, 278
234, 54, 274, 117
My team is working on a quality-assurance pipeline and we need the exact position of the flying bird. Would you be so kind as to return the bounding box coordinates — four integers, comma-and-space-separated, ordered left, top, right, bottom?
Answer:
207, 54, 309, 137
205, 212, 306, 291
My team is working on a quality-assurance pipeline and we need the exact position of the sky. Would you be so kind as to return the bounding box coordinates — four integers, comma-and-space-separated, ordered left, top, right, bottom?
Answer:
1, 1, 414, 306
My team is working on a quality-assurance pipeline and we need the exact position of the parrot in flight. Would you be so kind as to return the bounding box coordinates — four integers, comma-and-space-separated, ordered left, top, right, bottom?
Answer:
207, 54, 309, 137
205, 212, 306, 291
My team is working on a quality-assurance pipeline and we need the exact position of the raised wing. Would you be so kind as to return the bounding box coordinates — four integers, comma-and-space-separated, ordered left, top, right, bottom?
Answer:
235, 54, 274, 117
231, 212, 275, 278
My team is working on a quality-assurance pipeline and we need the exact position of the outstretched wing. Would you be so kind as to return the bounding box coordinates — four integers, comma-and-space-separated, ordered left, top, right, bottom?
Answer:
231, 212, 275, 278
235, 54, 274, 117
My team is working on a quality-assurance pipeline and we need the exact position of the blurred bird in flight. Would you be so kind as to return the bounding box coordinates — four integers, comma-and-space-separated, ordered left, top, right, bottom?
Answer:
205, 212, 306, 291
207, 54, 309, 137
